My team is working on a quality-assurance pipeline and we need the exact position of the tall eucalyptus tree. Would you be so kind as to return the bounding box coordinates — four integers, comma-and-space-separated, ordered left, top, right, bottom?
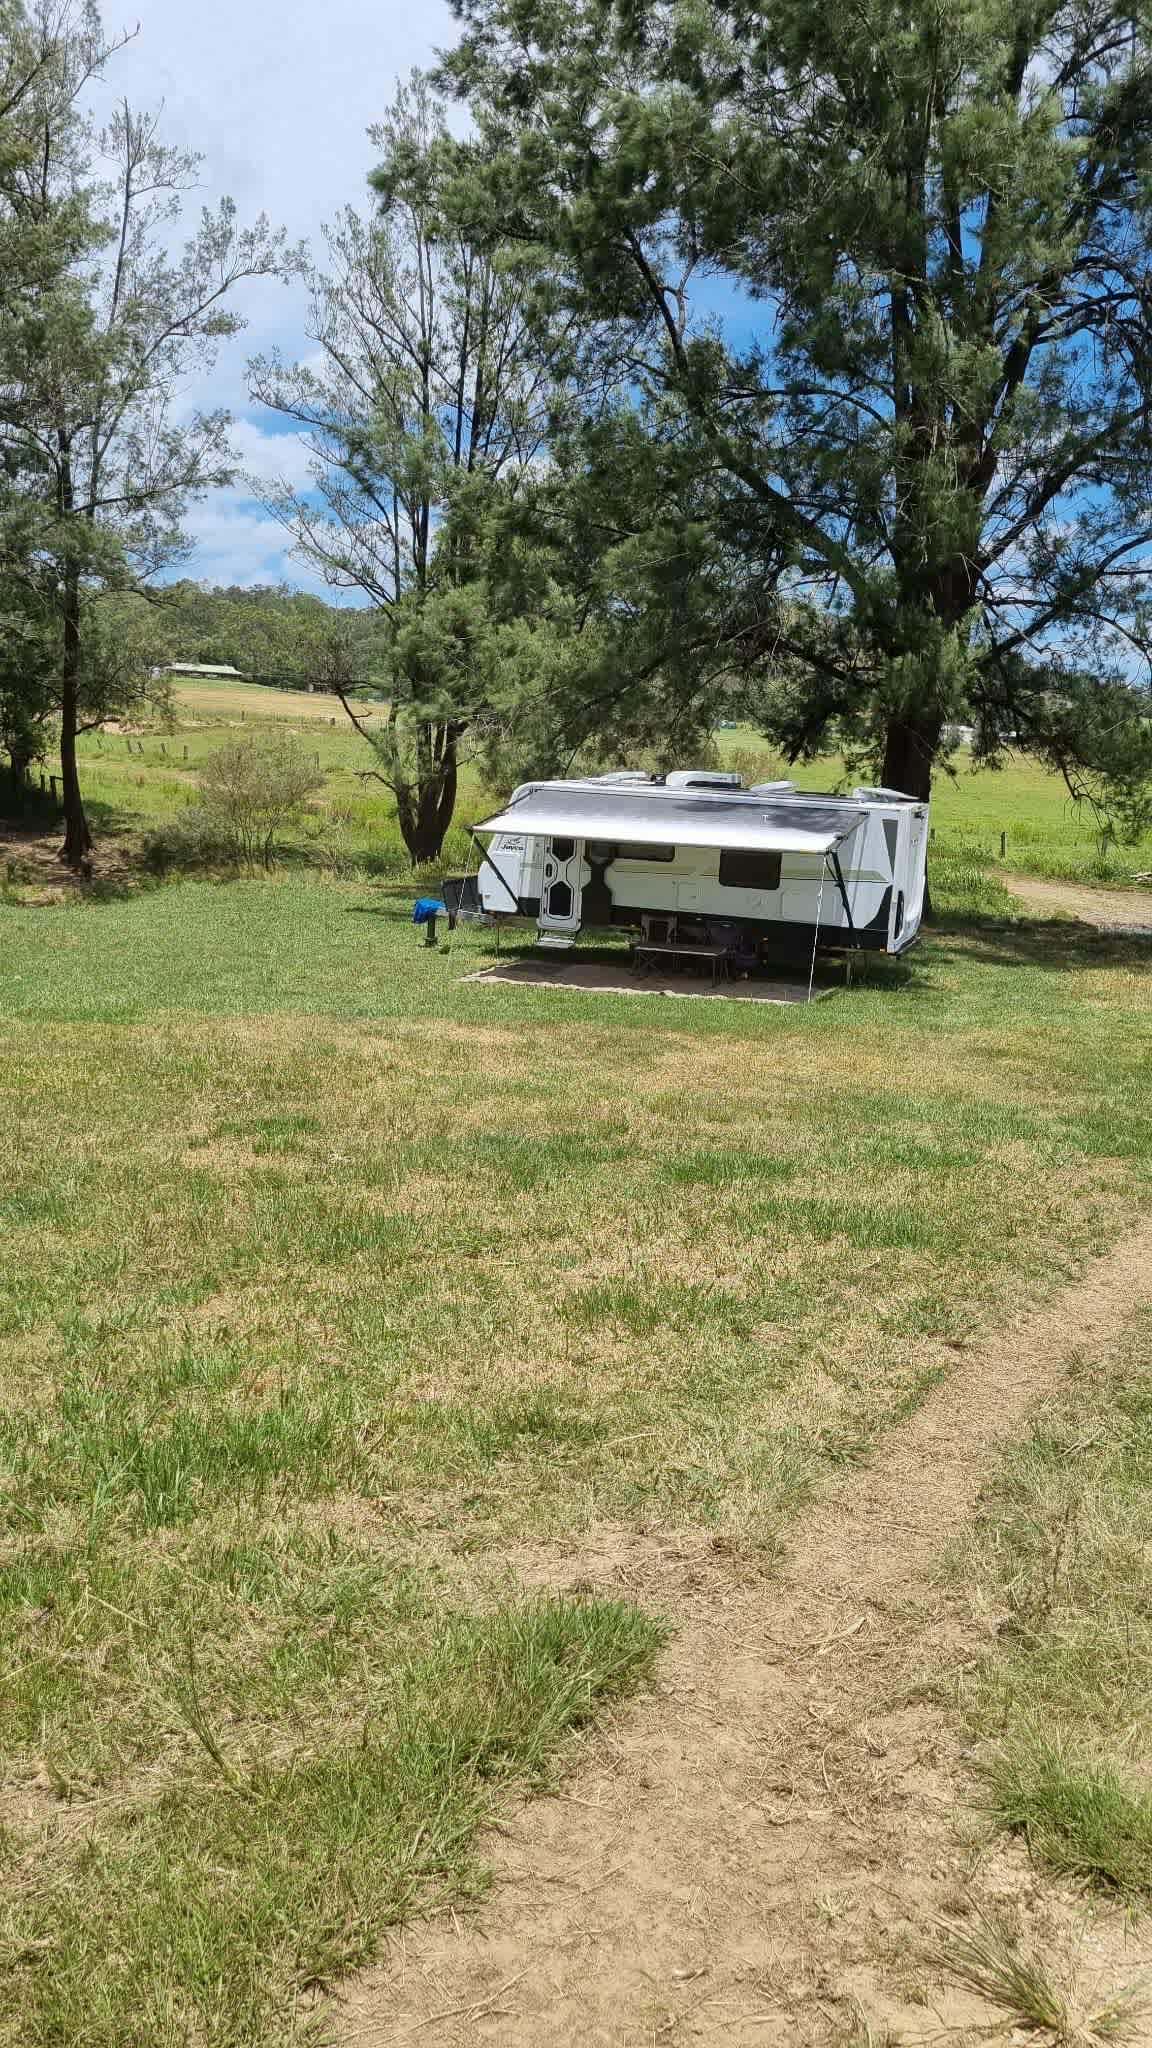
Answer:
250, 74, 571, 864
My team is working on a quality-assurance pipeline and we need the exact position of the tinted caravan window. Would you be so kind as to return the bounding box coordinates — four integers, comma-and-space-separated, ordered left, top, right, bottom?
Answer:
718, 849, 782, 890
613, 842, 675, 862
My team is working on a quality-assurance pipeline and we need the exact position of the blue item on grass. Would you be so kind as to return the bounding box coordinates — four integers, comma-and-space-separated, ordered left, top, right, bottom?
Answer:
412, 898, 446, 925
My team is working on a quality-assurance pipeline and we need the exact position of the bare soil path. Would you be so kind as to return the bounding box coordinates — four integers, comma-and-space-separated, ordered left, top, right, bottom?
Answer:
1002, 870, 1152, 933
331, 1222, 1152, 2048
0, 819, 135, 899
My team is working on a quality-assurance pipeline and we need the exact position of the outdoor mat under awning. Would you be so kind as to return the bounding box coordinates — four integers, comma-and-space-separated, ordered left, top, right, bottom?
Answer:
458, 962, 836, 1003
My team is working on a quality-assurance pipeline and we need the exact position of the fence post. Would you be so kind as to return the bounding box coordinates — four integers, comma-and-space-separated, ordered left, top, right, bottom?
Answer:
50, 775, 58, 803
183, 744, 188, 762
999, 830, 1007, 858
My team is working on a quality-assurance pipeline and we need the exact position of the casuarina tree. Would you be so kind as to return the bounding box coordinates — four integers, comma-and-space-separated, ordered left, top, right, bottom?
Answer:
441, 0, 1152, 808
0, 2, 292, 866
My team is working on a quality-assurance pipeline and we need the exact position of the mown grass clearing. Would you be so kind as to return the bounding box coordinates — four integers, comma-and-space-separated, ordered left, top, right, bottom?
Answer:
2, 681, 1152, 2041
957, 1304, 1152, 1900
0, 1593, 662, 2048
170, 677, 391, 725
1, 856, 1150, 2041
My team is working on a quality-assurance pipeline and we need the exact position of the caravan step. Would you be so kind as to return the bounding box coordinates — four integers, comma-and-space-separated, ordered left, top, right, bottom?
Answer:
535, 931, 576, 951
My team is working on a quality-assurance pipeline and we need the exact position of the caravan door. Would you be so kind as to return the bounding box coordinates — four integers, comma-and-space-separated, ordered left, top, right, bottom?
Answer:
539, 837, 586, 932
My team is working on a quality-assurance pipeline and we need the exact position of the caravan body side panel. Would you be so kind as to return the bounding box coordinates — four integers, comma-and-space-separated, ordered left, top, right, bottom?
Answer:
601, 813, 900, 948
478, 833, 525, 913
475, 792, 930, 957
897, 807, 929, 947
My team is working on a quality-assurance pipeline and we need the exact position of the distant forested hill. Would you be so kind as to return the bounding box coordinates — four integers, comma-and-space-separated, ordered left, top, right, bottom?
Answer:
153, 584, 383, 685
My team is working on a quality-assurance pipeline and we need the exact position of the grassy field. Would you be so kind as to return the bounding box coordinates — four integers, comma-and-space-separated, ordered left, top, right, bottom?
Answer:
18, 677, 1152, 886
715, 731, 1152, 885
1, 685, 1151, 2042
171, 678, 392, 725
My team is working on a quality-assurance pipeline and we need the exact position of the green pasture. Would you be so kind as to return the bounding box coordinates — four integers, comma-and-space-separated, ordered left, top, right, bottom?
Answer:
29, 679, 1152, 885
716, 731, 1152, 885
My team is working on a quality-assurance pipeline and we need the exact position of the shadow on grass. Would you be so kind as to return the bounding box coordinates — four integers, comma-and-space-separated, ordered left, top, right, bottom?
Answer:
928, 910, 1152, 975
1, 785, 180, 849
343, 883, 436, 913
0, 785, 65, 835
0, 797, 156, 905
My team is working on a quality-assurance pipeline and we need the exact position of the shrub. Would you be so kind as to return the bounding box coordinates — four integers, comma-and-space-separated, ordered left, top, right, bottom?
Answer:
193, 734, 324, 867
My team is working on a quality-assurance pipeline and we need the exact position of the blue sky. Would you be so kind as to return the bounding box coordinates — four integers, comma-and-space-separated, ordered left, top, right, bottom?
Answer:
90, 0, 456, 595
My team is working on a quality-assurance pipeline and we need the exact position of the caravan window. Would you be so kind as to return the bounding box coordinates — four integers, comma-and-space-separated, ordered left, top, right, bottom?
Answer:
611, 842, 676, 863
718, 849, 782, 890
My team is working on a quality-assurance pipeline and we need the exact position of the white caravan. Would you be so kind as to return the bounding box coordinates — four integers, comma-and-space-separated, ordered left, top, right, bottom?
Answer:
469, 771, 929, 960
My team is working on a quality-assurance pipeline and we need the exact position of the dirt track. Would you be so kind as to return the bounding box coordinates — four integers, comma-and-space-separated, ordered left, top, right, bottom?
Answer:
1002, 870, 1152, 934
332, 1222, 1152, 2047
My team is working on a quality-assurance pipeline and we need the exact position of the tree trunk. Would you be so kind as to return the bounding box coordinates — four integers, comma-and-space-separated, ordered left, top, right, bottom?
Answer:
59, 576, 92, 869
881, 713, 939, 802
5, 744, 32, 799
881, 712, 940, 920
427, 723, 458, 851
396, 721, 463, 868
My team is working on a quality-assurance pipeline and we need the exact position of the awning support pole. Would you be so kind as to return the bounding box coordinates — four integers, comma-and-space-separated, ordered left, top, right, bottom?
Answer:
807, 861, 828, 1003
829, 849, 857, 940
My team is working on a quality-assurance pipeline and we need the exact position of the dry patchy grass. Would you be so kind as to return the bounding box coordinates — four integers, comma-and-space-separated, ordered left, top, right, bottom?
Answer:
0, 867, 1150, 2043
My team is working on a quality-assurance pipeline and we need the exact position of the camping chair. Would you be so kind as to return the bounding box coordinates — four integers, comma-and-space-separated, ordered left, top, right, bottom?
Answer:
707, 918, 759, 977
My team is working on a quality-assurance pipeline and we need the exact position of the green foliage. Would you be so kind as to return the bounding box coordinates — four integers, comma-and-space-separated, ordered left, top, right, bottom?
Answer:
1026, 673, 1152, 846
192, 733, 325, 867
0, 584, 169, 786
0, 587, 57, 778
150, 581, 383, 685
249, 73, 581, 864
0, 3, 291, 861
442, 0, 1152, 807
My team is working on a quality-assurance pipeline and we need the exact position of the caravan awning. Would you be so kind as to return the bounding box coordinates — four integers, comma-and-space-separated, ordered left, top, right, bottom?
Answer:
472, 786, 865, 857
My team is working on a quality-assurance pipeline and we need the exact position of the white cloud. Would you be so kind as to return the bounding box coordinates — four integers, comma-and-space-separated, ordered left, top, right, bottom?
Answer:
170, 493, 367, 602
168, 497, 299, 590
88, 0, 455, 585
229, 416, 319, 494
89, 0, 456, 234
